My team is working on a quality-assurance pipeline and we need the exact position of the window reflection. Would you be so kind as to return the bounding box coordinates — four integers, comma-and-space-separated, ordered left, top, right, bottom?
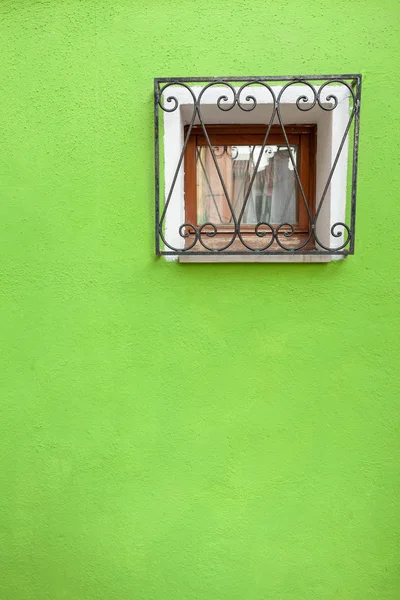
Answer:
196, 145, 298, 225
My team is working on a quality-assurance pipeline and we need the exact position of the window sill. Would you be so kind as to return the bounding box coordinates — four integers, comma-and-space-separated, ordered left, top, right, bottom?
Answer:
174, 233, 345, 262
178, 254, 341, 263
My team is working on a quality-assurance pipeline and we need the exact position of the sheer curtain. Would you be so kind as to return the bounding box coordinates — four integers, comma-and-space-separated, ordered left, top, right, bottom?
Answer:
196, 145, 297, 225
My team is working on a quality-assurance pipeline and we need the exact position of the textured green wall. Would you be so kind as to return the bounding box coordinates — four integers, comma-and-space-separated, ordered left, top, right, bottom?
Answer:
1, 1, 399, 599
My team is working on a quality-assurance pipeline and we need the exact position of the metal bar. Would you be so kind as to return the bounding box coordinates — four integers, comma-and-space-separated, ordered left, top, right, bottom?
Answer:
312, 95, 356, 252
349, 75, 362, 253
158, 88, 197, 226
154, 79, 160, 255
161, 250, 352, 256
275, 98, 313, 251
154, 75, 361, 83
237, 105, 276, 224
195, 83, 239, 251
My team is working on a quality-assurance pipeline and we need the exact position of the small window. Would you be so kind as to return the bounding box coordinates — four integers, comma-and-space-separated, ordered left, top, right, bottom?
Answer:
155, 76, 362, 261
184, 124, 316, 251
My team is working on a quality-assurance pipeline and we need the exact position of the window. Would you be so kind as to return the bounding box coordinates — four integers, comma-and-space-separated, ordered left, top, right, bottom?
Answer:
155, 76, 362, 262
183, 124, 316, 252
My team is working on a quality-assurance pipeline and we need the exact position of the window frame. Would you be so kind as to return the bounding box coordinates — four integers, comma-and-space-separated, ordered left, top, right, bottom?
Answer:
183, 124, 317, 244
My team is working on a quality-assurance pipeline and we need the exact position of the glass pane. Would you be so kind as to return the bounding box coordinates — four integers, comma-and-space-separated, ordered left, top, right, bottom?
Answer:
196, 145, 298, 225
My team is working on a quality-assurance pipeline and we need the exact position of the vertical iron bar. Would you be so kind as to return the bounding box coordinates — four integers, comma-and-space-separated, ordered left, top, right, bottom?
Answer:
349, 75, 362, 254
154, 79, 160, 255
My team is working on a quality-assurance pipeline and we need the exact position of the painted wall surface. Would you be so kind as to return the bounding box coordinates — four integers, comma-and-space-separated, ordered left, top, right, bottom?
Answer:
1, 1, 399, 599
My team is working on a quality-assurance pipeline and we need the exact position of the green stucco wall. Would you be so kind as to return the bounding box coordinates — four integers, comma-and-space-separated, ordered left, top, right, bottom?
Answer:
1, 1, 399, 599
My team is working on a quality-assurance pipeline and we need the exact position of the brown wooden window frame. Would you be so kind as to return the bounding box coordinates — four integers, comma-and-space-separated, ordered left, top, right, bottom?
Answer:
184, 124, 317, 249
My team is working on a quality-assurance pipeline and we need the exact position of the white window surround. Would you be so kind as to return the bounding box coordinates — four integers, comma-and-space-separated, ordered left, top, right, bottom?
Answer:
162, 85, 351, 263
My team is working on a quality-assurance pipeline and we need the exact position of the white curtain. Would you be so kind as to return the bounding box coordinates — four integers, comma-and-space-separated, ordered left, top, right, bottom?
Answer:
196, 146, 297, 225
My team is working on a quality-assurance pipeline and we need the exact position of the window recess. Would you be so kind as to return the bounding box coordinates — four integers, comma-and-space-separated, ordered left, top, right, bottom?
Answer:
154, 75, 362, 262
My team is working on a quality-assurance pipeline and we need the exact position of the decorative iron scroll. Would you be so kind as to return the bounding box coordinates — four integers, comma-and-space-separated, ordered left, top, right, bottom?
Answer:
154, 75, 362, 255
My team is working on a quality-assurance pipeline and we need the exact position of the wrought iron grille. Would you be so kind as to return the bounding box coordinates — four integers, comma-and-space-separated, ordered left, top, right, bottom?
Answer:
154, 75, 362, 256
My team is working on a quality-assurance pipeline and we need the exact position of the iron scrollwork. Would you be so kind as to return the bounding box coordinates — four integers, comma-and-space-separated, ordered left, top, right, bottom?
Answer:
154, 75, 362, 256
